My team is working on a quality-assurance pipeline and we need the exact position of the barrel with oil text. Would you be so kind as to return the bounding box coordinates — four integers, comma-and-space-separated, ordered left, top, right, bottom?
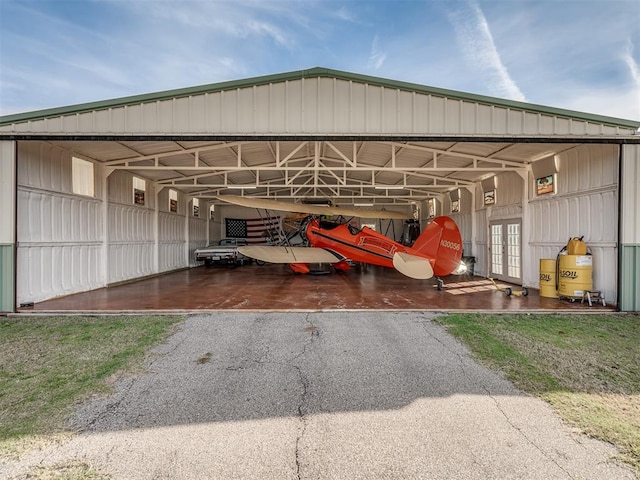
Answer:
539, 258, 558, 298
557, 254, 593, 298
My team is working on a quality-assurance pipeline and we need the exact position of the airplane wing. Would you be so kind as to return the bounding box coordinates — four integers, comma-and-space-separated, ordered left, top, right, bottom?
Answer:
217, 195, 412, 220
238, 246, 344, 264
392, 252, 434, 279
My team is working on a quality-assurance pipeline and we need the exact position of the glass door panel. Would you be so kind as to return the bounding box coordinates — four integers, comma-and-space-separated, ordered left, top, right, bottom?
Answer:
489, 219, 522, 284
490, 224, 503, 276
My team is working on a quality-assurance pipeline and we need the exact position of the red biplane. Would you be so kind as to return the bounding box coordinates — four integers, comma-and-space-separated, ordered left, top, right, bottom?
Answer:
216, 195, 464, 283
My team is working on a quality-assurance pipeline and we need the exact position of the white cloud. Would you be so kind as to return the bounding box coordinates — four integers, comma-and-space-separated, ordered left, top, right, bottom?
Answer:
1, 0, 638, 121
333, 6, 356, 22
623, 39, 640, 87
449, 0, 526, 102
369, 36, 386, 70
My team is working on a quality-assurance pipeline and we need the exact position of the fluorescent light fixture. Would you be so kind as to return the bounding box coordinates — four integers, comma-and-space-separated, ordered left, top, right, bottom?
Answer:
354, 203, 374, 207
374, 185, 404, 190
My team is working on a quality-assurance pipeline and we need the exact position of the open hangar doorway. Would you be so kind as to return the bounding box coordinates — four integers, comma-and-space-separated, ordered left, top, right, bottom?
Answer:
3, 67, 639, 313
10, 137, 623, 312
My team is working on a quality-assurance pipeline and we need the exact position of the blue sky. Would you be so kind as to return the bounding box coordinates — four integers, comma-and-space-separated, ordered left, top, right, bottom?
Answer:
1, 0, 639, 120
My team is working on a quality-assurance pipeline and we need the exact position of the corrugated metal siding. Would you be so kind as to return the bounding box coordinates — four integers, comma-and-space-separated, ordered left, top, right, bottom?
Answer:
107, 203, 155, 284
16, 140, 105, 304
525, 145, 619, 303
473, 210, 489, 277
621, 145, 640, 244
16, 188, 104, 304
14, 141, 196, 303
0, 141, 16, 311
18, 142, 73, 193
450, 213, 473, 255
619, 145, 640, 311
494, 172, 524, 207
2, 77, 636, 136
620, 245, 640, 312
17, 243, 103, 304
0, 245, 14, 312
0, 141, 16, 244
471, 172, 525, 277
189, 215, 208, 266
158, 212, 186, 272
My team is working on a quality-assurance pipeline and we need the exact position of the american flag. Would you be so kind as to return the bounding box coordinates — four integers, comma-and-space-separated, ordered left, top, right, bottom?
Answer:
225, 216, 281, 244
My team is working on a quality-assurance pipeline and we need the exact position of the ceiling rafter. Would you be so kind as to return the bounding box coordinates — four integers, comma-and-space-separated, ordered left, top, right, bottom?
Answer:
387, 141, 529, 169
47, 138, 575, 205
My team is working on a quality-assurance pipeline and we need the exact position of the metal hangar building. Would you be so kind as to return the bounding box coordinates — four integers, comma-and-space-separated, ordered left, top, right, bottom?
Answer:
1, 67, 639, 312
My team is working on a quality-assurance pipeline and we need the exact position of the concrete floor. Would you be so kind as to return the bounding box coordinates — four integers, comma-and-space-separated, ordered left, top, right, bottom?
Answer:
24, 263, 614, 313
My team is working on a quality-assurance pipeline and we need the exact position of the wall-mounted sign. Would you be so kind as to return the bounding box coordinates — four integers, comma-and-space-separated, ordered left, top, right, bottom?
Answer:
134, 189, 145, 205
428, 198, 436, 218
483, 189, 495, 205
169, 189, 178, 212
536, 175, 555, 195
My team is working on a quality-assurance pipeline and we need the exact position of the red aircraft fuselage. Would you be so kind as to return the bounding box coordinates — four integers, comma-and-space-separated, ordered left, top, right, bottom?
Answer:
304, 216, 463, 277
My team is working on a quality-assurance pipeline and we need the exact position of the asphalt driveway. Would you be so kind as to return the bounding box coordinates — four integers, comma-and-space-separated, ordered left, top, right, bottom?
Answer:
4, 312, 634, 479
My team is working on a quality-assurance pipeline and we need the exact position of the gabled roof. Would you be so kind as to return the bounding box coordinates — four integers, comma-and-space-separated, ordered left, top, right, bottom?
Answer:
1, 68, 638, 205
1, 67, 639, 130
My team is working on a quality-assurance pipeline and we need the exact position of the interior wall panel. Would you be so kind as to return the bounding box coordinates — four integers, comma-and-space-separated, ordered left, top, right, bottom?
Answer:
472, 171, 524, 277
17, 189, 103, 304
473, 210, 489, 277
107, 203, 155, 284
525, 145, 619, 303
16, 140, 105, 304
17, 244, 102, 304
158, 212, 186, 272
450, 212, 473, 256
495, 172, 524, 207
189, 216, 208, 267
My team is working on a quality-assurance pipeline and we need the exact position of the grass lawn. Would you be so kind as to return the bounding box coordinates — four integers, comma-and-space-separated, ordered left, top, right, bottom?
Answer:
0, 314, 184, 460
435, 313, 640, 474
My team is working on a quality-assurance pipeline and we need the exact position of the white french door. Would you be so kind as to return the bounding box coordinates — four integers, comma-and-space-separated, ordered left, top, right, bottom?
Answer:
489, 219, 522, 284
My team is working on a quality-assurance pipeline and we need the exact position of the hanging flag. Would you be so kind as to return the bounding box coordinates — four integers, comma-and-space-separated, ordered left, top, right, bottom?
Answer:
225, 216, 281, 244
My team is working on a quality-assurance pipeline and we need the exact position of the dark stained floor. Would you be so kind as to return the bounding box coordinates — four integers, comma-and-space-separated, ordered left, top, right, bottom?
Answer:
24, 263, 615, 313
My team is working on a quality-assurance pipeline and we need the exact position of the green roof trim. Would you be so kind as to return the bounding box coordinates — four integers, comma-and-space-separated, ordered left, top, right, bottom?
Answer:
1, 66, 639, 129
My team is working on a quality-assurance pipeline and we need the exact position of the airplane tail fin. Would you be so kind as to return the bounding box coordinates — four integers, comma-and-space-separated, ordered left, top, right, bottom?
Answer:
411, 216, 463, 276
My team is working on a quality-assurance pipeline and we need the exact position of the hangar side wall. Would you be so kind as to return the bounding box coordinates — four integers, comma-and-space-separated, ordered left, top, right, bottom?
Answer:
619, 144, 640, 311
17, 142, 104, 303
107, 176, 207, 283
445, 189, 473, 257
525, 144, 619, 303
107, 170, 155, 283
15, 141, 206, 304
0, 141, 16, 312
189, 207, 208, 266
473, 171, 525, 278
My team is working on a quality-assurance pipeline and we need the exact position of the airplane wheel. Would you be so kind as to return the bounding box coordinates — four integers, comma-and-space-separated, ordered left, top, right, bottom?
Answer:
523, 288, 529, 297
505, 287, 512, 296
256, 260, 266, 266
437, 279, 444, 291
